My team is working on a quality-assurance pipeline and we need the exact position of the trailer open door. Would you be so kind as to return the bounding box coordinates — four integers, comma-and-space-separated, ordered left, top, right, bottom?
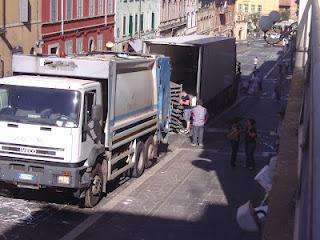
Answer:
157, 57, 171, 143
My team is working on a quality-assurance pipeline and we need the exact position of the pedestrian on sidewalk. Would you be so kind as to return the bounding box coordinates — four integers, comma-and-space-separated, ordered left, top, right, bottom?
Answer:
254, 56, 258, 70
248, 71, 259, 94
256, 69, 263, 92
245, 118, 257, 170
191, 99, 208, 147
227, 122, 241, 167
179, 90, 191, 134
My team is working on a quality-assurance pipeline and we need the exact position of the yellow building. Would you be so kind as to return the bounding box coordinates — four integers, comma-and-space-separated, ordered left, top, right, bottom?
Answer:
0, 0, 42, 77
235, 0, 279, 40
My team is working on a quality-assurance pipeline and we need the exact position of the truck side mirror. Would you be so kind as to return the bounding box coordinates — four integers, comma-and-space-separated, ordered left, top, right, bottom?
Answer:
92, 105, 102, 121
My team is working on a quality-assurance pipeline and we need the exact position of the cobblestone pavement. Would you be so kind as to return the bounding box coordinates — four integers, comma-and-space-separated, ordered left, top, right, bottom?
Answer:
0, 40, 287, 240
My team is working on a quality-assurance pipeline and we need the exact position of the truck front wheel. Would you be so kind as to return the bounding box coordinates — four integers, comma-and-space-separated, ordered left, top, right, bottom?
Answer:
132, 142, 145, 178
145, 136, 156, 168
84, 163, 103, 208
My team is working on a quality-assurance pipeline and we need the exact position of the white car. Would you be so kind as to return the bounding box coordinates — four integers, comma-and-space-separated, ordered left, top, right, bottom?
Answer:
269, 33, 281, 39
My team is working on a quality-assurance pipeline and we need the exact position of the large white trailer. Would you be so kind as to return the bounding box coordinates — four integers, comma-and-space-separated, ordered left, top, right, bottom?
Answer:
0, 53, 171, 207
144, 35, 237, 113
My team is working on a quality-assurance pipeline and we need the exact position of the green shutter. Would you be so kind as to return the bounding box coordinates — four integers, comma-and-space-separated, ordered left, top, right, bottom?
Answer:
140, 14, 143, 31
135, 15, 138, 33
151, 13, 155, 30
129, 15, 133, 36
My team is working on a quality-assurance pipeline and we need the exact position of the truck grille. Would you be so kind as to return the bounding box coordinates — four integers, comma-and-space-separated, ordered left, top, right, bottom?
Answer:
0, 143, 64, 160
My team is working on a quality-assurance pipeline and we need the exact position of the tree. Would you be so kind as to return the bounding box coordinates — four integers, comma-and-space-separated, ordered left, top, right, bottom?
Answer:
280, 10, 290, 21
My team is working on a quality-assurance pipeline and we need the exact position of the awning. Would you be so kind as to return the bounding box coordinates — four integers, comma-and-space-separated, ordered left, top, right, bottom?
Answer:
128, 39, 143, 53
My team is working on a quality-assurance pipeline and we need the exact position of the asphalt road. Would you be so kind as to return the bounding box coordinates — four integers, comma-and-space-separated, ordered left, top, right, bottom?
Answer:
0, 40, 287, 240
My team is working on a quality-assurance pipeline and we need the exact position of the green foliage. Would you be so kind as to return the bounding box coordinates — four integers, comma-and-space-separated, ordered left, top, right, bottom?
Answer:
247, 13, 260, 32
280, 10, 290, 21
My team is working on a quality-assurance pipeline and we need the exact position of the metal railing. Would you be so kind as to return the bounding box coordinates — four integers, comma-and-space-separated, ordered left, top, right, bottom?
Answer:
294, 0, 320, 239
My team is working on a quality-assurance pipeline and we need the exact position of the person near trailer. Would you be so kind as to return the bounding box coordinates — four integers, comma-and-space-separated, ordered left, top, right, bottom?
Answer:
245, 118, 257, 170
227, 122, 241, 167
191, 99, 208, 147
179, 90, 191, 134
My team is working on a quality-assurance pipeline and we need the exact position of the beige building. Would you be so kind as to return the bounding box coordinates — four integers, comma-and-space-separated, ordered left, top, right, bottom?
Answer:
197, 1, 235, 37
159, 0, 186, 37
279, 0, 298, 20
234, 0, 280, 40
0, 0, 42, 77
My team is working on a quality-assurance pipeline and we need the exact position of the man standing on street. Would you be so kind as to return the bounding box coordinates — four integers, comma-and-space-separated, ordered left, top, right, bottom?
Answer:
191, 99, 208, 147
254, 56, 258, 70
180, 90, 191, 134
245, 118, 257, 170
227, 122, 241, 167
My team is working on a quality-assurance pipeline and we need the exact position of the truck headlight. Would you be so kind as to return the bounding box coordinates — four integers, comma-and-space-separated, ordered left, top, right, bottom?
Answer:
57, 176, 71, 185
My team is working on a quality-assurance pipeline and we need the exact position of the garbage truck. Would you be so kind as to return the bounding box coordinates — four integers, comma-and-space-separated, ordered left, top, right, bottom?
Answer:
0, 53, 171, 207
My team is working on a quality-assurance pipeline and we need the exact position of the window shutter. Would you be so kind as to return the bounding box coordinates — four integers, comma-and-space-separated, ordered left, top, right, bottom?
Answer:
20, 0, 29, 23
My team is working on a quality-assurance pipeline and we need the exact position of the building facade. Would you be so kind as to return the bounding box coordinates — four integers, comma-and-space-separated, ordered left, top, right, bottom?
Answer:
279, 0, 298, 20
185, 0, 199, 35
0, 0, 42, 77
159, 0, 186, 37
197, 0, 235, 37
115, 0, 160, 51
234, 0, 280, 40
42, 0, 115, 55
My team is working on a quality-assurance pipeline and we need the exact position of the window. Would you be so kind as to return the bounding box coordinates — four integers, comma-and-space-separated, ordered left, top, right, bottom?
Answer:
51, 0, 58, 22
251, 4, 255, 13
20, 0, 29, 23
65, 40, 73, 55
76, 38, 83, 54
89, 0, 95, 16
123, 16, 126, 35
82, 91, 96, 142
66, 0, 73, 20
258, 5, 262, 14
135, 14, 138, 33
77, 0, 83, 18
151, 12, 155, 30
48, 43, 59, 55
107, 0, 113, 14
140, 14, 144, 32
98, 0, 104, 15
244, 4, 248, 13
238, 4, 242, 13
129, 15, 133, 36
88, 38, 95, 52
97, 34, 103, 50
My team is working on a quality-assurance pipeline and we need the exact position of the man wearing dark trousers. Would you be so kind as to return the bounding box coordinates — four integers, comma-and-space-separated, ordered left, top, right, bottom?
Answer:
245, 119, 257, 170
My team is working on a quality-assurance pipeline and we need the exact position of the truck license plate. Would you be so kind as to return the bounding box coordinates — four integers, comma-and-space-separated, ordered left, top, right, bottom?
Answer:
18, 173, 35, 181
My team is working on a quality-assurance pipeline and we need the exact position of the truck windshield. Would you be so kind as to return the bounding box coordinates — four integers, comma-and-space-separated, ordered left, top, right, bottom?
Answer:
0, 85, 81, 128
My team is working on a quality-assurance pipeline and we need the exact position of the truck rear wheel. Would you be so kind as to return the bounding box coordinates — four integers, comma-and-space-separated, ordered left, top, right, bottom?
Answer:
132, 142, 145, 178
84, 163, 103, 208
145, 136, 156, 168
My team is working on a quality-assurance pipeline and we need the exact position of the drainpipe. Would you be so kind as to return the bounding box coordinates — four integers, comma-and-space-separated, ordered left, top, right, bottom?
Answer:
105, 0, 108, 26
1, 0, 6, 34
61, 0, 64, 35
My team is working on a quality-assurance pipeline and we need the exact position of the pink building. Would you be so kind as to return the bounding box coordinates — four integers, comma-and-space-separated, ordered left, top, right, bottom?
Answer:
42, 0, 115, 55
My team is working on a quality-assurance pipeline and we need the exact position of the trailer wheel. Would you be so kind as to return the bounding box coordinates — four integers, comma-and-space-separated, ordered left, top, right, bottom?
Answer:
132, 142, 145, 178
145, 136, 156, 168
84, 163, 103, 208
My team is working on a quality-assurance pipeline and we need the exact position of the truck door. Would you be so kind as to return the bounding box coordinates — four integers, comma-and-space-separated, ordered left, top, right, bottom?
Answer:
80, 90, 98, 161
157, 57, 171, 142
